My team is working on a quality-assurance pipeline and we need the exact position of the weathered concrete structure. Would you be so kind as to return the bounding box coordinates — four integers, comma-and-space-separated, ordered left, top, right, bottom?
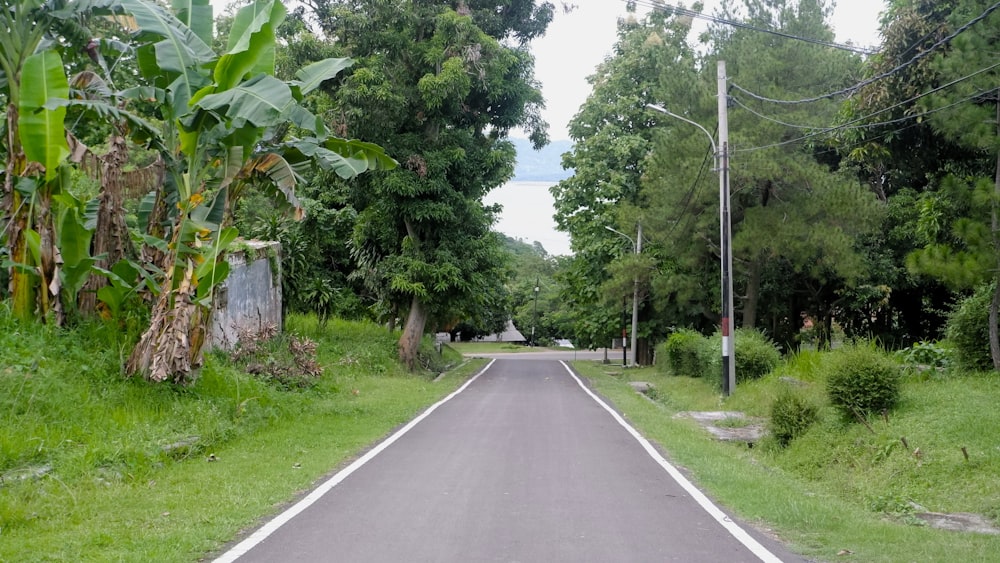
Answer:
210, 240, 282, 350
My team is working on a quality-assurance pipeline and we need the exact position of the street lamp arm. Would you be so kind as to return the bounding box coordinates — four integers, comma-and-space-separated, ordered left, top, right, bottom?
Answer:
604, 225, 635, 248
645, 103, 717, 155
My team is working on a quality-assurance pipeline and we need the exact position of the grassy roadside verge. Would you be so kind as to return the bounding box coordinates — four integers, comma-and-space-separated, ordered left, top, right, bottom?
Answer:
572, 360, 1000, 563
0, 313, 483, 562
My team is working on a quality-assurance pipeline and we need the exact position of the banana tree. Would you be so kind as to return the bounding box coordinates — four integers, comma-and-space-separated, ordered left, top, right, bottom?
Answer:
120, 0, 395, 383
0, 0, 194, 322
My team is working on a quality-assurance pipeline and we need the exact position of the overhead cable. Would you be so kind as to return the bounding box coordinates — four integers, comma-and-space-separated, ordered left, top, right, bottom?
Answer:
730, 0, 1000, 105
628, 0, 877, 55
732, 61, 1000, 153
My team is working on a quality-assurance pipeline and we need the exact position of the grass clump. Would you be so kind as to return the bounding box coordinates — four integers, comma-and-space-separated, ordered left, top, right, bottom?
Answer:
824, 344, 901, 419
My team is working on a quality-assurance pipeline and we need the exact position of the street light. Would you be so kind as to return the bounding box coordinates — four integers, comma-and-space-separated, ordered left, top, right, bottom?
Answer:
605, 224, 642, 367
645, 60, 735, 395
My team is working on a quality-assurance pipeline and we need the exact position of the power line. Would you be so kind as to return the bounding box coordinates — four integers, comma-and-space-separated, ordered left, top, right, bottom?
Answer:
732, 61, 1000, 153
628, 0, 877, 55
730, 0, 1000, 105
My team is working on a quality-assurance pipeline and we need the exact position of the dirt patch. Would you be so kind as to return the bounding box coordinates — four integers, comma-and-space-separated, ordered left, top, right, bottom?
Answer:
913, 512, 1000, 535
675, 411, 766, 444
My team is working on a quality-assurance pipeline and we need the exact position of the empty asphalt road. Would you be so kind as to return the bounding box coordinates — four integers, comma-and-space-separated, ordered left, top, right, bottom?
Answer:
215, 359, 800, 562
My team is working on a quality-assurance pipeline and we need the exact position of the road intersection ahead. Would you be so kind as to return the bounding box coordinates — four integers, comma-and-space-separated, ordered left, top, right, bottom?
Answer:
215, 358, 801, 562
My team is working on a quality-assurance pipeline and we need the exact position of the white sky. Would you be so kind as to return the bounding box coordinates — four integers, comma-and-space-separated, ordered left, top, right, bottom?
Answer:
532, 0, 887, 140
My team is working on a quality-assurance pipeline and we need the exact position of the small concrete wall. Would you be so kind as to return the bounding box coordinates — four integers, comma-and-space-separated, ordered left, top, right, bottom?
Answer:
210, 240, 282, 350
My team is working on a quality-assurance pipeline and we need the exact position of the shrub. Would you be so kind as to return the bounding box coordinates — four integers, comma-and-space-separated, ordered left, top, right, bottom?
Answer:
895, 340, 951, 371
661, 329, 712, 377
734, 328, 781, 382
824, 344, 901, 419
946, 282, 995, 372
769, 388, 820, 447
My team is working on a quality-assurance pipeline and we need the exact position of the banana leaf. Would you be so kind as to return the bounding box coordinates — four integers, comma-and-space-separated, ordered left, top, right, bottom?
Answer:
18, 50, 70, 181
214, 0, 284, 90
292, 58, 353, 97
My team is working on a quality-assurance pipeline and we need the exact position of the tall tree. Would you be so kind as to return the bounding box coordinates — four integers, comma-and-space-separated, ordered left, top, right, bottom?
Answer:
905, 0, 1000, 369
306, 0, 553, 368
655, 0, 880, 348
838, 0, 972, 346
553, 6, 699, 350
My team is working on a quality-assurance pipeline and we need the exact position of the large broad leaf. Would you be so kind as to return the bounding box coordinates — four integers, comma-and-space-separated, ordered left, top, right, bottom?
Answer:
19, 51, 70, 181
97, 0, 214, 116
214, 0, 285, 90
240, 152, 304, 219
284, 137, 398, 179
115, 0, 214, 72
293, 58, 353, 97
171, 0, 212, 47
166, 68, 212, 122
193, 74, 293, 129
53, 192, 93, 269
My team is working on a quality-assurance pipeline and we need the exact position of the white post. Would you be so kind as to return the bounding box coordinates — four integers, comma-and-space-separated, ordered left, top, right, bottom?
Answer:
718, 60, 736, 396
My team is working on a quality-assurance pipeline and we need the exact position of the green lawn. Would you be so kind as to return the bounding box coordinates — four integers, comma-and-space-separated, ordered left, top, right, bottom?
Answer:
448, 341, 535, 353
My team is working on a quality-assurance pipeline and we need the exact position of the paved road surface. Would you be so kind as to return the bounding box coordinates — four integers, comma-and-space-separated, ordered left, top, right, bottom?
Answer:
216, 359, 800, 562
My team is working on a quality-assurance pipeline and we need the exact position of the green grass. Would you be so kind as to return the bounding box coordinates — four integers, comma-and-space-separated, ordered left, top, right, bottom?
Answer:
0, 312, 481, 562
448, 341, 535, 353
573, 355, 1000, 562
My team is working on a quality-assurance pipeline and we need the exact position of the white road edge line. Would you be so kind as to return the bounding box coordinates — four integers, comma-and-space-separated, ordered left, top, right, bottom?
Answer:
559, 361, 784, 563
213, 359, 498, 562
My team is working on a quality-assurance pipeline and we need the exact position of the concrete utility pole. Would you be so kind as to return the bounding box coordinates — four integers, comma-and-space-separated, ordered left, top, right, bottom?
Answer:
718, 60, 735, 396
605, 224, 641, 367
629, 223, 642, 367
645, 59, 735, 395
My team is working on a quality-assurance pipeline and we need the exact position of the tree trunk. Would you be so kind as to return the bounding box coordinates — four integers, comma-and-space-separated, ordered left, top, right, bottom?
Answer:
399, 294, 428, 371
742, 257, 761, 329
36, 188, 58, 322
4, 104, 33, 320
126, 262, 207, 384
80, 135, 135, 315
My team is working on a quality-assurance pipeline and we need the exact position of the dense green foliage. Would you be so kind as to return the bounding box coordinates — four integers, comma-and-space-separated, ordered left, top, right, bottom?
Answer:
946, 282, 996, 372
824, 345, 902, 418
658, 328, 712, 377
733, 328, 781, 382
768, 388, 819, 447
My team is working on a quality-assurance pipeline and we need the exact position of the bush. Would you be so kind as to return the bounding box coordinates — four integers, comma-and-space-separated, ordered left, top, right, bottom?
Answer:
824, 344, 901, 419
895, 340, 951, 371
660, 329, 712, 377
734, 328, 781, 382
946, 282, 996, 372
769, 388, 819, 447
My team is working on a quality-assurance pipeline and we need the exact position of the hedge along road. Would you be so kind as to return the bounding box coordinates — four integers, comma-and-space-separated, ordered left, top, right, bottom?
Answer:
213, 359, 802, 562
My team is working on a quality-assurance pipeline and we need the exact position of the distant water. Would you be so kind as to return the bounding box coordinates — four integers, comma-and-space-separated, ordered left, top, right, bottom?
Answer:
484, 181, 572, 256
